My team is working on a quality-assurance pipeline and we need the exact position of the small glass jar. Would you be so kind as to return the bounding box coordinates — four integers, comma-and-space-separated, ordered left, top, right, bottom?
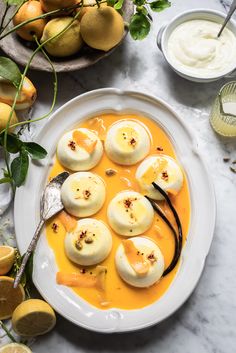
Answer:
210, 81, 236, 137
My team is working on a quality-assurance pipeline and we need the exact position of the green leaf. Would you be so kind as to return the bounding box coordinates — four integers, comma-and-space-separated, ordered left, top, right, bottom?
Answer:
136, 5, 148, 16
129, 13, 151, 40
114, 0, 124, 10
133, 0, 145, 5
11, 150, 29, 187
0, 133, 22, 153
3, 0, 24, 5
150, 0, 171, 12
0, 57, 21, 88
107, 0, 116, 6
0, 177, 11, 184
23, 142, 47, 160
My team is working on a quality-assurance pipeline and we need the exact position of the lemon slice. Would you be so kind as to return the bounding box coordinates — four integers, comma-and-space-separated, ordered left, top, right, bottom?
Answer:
0, 343, 32, 353
0, 246, 15, 275
12, 299, 56, 337
0, 276, 25, 320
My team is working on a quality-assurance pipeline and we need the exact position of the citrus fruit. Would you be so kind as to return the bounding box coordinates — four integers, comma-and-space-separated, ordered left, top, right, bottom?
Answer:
41, 17, 83, 57
80, 6, 124, 51
12, 299, 56, 337
13, 1, 46, 41
0, 343, 32, 353
0, 276, 25, 320
0, 246, 15, 275
0, 102, 18, 133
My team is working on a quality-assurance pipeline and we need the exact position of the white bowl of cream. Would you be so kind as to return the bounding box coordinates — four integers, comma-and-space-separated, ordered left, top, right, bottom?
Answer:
157, 9, 236, 82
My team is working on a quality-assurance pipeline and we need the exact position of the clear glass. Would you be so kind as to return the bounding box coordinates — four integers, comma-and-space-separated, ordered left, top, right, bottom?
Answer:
210, 81, 236, 137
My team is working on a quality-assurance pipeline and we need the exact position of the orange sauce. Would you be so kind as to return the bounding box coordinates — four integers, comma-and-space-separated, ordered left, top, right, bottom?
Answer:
46, 114, 191, 310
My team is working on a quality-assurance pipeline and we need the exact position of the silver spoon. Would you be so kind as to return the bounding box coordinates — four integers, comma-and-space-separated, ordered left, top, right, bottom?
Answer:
218, 0, 236, 37
13, 171, 69, 288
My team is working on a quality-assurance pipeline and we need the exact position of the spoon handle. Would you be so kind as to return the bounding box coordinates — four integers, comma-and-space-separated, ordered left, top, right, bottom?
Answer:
218, 0, 236, 37
13, 218, 45, 288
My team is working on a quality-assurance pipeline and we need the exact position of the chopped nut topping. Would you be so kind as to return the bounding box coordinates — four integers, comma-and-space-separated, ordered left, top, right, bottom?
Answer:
52, 223, 59, 233
129, 137, 137, 147
156, 146, 164, 151
105, 168, 117, 176
161, 171, 169, 181
75, 240, 83, 250
223, 157, 230, 162
124, 198, 132, 208
147, 251, 157, 263
85, 236, 93, 244
230, 166, 236, 173
79, 230, 87, 239
83, 189, 91, 199
68, 140, 76, 151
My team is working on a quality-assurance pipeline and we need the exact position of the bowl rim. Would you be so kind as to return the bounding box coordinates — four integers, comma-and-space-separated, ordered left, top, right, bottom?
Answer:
160, 8, 236, 82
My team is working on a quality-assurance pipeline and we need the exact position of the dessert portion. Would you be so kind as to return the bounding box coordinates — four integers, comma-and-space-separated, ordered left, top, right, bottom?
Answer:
136, 155, 183, 200
115, 237, 164, 288
65, 219, 112, 266
105, 120, 150, 165
107, 191, 154, 236
61, 172, 106, 217
57, 128, 103, 171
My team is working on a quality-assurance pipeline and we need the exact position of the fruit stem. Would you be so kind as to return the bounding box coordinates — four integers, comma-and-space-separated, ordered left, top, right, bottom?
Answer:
0, 321, 17, 343
0, 3, 10, 32
0, 0, 27, 36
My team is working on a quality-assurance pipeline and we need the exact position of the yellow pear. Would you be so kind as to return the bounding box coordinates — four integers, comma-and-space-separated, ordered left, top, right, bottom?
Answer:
80, 6, 124, 52
0, 103, 18, 133
40, 0, 78, 13
13, 1, 46, 41
41, 17, 83, 57
0, 77, 37, 110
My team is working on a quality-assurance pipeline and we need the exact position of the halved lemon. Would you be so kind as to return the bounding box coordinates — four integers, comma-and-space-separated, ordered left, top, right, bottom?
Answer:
0, 343, 32, 353
0, 276, 25, 320
12, 299, 56, 337
0, 246, 15, 275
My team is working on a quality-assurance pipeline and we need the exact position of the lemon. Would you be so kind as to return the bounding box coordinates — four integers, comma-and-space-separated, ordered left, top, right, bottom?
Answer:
0, 276, 25, 320
0, 343, 32, 353
0, 246, 15, 275
12, 299, 56, 337
0, 103, 18, 133
41, 17, 83, 57
80, 6, 124, 51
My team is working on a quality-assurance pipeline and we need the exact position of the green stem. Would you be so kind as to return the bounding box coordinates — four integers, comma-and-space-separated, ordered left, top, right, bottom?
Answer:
0, 321, 16, 343
0, 3, 10, 31
0, 0, 27, 36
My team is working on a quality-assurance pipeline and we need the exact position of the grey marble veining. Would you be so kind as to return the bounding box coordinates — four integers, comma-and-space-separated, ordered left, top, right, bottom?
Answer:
0, 0, 236, 352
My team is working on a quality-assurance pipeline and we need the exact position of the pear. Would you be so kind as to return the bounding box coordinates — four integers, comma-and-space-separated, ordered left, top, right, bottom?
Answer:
41, 17, 83, 57
13, 1, 46, 41
80, 6, 124, 52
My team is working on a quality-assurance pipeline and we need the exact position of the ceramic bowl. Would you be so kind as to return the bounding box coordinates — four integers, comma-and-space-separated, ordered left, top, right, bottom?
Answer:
0, 1, 133, 72
157, 9, 236, 83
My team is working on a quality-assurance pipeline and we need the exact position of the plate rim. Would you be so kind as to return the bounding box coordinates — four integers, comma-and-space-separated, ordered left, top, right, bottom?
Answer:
14, 88, 216, 333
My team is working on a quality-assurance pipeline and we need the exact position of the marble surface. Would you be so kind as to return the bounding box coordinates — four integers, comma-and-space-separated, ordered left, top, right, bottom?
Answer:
1, 0, 236, 352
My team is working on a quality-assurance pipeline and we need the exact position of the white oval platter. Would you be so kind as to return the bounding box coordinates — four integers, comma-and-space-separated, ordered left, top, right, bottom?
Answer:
14, 88, 216, 333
